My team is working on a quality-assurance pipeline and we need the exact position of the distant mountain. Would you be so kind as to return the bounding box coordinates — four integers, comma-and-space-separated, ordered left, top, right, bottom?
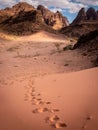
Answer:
71, 8, 86, 25
72, 7, 98, 25
60, 7, 98, 38
0, 2, 69, 35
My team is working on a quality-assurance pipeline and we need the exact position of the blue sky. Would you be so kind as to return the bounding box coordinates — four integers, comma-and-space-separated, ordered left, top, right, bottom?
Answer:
0, 0, 98, 23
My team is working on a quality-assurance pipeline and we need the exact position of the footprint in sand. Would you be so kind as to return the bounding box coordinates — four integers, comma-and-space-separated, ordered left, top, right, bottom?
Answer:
37, 93, 41, 96
81, 115, 93, 129
31, 89, 35, 93
31, 94, 36, 97
32, 108, 49, 113
51, 122, 67, 129
32, 101, 40, 105
45, 115, 60, 123
46, 101, 51, 105
86, 115, 92, 121
25, 80, 67, 129
50, 109, 60, 113
32, 96, 36, 99
31, 96, 46, 105
31, 92, 36, 96
37, 98, 42, 101
45, 115, 67, 129
39, 101, 46, 105
32, 100, 50, 106
32, 98, 44, 105
82, 125, 87, 129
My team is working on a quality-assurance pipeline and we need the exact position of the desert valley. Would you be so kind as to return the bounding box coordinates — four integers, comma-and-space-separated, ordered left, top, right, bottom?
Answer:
0, 2, 98, 130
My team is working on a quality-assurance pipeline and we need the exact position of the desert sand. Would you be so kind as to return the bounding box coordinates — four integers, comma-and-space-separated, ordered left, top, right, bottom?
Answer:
0, 31, 98, 130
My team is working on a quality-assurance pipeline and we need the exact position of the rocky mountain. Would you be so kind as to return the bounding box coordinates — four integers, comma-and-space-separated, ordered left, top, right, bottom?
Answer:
60, 7, 98, 38
37, 5, 69, 30
0, 2, 35, 24
74, 30, 98, 48
72, 7, 98, 25
60, 22, 98, 37
0, 2, 44, 35
71, 8, 86, 26
0, 2, 69, 35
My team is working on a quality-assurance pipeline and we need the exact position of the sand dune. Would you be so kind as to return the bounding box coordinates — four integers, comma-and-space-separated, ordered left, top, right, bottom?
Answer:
18, 31, 67, 42
0, 31, 98, 130
0, 68, 98, 130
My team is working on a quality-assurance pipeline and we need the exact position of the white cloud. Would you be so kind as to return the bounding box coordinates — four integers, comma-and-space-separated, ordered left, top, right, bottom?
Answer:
18, 0, 39, 7
0, 0, 16, 7
50, 7, 63, 13
0, 0, 97, 13
75, 0, 98, 6
30, 0, 86, 13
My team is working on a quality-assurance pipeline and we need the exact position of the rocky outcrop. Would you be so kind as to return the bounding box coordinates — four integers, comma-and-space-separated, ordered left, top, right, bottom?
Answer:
73, 30, 98, 48
0, 2, 57, 35
37, 5, 69, 30
0, 2, 69, 35
0, 2, 35, 24
73, 30, 98, 67
60, 7, 98, 38
86, 7, 97, 20
71, 8, 86, 25
72, 7, 98, 25
60, 22, 98, 38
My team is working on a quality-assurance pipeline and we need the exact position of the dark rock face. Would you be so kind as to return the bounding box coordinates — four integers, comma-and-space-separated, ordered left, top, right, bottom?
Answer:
86, 7, 97, 20
0, 2, 35, 24
73, 30, 98, 67
72, 7, 98, 25
0, 2, 62, 35
37, 5, 69, 30
95, 56, 98, 66
71, 8, 86, 25
1, 10, 45, 35
74, 30, 98, 48
96, 10, 98, 20
0, 2, 69, 35
60, 22, 98, 38
60, 7, 98, 38
0, 2, 45, 35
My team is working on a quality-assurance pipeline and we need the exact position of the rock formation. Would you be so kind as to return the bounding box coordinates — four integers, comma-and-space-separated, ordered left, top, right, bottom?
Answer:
60, 7, 98, 37
72, 7, 98, 25
0, 2, 69, 35
73, 30, 98, 48
73, 30, 98, 67
37, 5, 69, 30
71, 8, 86, 25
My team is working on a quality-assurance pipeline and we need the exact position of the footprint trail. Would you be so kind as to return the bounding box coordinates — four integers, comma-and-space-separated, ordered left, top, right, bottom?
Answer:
24, 79, 67, 129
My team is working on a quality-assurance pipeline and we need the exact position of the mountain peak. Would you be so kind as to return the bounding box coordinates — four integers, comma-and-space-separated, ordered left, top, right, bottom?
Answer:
13, 2, 34, 8
37, 5, 45, 9
37, 5, 69, 30
72, 7, 98, 25
71, 7, 86, 25
12, 2, 35, 12
0, 2, 69, 34
86, 7, 96, 20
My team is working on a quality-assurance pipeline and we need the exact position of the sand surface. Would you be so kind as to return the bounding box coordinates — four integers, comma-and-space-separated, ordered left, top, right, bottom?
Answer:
0, 31, 98, 130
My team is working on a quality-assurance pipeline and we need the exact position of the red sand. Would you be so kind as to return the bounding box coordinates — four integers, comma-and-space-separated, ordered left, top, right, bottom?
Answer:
0, 32, 98, 130
0, 68, 98, 130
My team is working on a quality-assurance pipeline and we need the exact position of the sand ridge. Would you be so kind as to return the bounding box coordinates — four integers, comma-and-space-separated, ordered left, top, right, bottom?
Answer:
24, 79, 67, 129
0, 31, 98, 130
